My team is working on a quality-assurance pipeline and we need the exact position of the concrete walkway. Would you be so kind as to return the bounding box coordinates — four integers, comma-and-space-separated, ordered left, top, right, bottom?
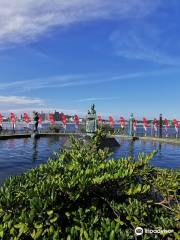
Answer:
0, 132, 86, 140
114, 135, 180, 145
1, 133, 180, 145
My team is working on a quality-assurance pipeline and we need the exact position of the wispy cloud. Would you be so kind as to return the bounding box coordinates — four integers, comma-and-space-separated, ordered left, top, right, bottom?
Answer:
0, 95, 45, 113
0, 0, 160, 48
0, 95, 87, 116
0, 74, 87, 92
110, 19, 180, 66
74, 97, 121, 102
0, 96, 44, 105
0, 70, 166, 94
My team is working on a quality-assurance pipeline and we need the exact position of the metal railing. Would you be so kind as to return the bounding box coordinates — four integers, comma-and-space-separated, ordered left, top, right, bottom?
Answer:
0, 121, 179, 139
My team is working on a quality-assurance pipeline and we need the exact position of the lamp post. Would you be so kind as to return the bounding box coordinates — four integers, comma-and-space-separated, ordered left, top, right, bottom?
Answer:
129, 113, 134, 137
159, 114, 163, 138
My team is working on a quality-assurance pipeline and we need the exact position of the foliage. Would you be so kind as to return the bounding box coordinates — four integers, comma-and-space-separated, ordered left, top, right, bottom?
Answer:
113, 128, 126, 135
78, 125, 86, 133
0, 130, 179, 239
99, 124, 125, 135
98, 124, 114, 134
49, 124, 63, 133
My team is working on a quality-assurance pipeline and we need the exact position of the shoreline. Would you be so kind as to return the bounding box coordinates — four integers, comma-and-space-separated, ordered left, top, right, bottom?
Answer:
1, 132, 180, 145
116, 135, 180, 145
0, 132, 85, 140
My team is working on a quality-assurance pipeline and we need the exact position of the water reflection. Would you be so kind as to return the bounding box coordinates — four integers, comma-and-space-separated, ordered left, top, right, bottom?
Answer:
23, 138, 29, 145
142, 140, 146, 147
158, 143, 162, 160
129, 140, 134, 158
152, 142, 157, 148
47, 136, 60, 146
32, 138, 38, 162
8, 139, 16, 148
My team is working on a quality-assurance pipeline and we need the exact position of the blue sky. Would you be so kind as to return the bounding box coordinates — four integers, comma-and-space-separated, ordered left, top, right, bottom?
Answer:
0, 0, 180, 119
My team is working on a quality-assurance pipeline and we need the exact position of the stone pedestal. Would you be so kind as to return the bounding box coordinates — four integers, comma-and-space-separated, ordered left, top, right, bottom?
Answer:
86, 114, 97, 135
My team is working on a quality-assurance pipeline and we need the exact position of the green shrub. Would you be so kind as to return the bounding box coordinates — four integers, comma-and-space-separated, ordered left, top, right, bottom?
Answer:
113, 128, 126, 135
98, 124, 114, 134
78, 125, 86, 133
49, 125, 62, 133
99, 124, 125, 135
0, 130, 179, 239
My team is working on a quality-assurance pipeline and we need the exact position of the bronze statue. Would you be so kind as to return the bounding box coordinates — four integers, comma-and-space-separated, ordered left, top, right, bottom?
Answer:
91, 104, 96, 115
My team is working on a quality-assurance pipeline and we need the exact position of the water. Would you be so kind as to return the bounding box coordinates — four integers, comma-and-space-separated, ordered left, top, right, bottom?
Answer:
0, 137, 67, 185
114, 138, 180, 169
0, 137, 179, 185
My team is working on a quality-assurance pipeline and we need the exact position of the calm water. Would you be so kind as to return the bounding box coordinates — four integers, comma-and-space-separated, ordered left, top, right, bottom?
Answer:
0, 137, 179, 185
114, 139, 180, 169
0, 137, 67, 185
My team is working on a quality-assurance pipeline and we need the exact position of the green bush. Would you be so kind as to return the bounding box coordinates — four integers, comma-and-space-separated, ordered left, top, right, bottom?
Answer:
113, 128, 126, 135
0, 130, 179, 239
99, 124, 125, 135
98, 124, 114, 134
49, 124, 64, 133
78, 125, 86, 133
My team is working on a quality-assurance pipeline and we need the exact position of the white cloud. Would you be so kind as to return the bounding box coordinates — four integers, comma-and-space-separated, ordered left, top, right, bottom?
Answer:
0, 74, 87, 92
0, 70, 165, 93
0, 96, 44, 105
0, 97, 86, 116
0, 0, 160, 48
74, 97, 121, 102
110, 22, 180, 66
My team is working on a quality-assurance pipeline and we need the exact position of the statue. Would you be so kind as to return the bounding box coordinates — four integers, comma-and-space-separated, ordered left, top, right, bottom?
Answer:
86, 104, 97, 135
91, 104, 96, 115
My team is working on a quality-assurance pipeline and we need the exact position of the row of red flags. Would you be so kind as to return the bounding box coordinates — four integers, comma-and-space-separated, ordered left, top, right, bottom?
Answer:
98, 116, 179, 130
0, 113, 79, 126
0, 113, 179, 129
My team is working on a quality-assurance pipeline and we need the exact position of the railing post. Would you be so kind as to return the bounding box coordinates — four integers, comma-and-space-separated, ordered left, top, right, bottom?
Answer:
129, 113, 134, 137
159, 114, 163, 138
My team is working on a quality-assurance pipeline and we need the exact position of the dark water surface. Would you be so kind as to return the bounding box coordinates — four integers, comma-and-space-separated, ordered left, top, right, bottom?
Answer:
0, 137, 179, 185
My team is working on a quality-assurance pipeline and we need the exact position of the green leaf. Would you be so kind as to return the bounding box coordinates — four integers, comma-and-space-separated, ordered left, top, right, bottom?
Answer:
174, 232, 180, 240
3, 213, 11, 222
50, 216, 58, 223
31, 229, 43, 240
0, 225, 4, 238
109, 230, 115, 240
34, 223, 43, 229
84, 230, 89, 240
47, 210, 53, 216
